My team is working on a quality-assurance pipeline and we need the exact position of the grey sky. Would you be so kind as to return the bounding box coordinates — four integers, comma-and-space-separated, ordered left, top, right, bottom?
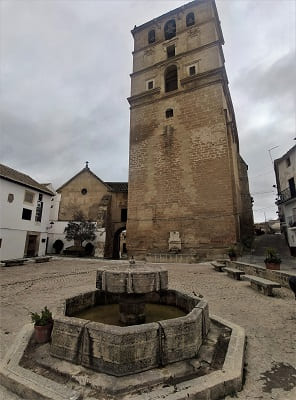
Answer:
0, 0, 295, 222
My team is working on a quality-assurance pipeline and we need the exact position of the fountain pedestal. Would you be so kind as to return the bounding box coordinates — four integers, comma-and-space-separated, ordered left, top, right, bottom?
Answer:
119, 294, 146, 325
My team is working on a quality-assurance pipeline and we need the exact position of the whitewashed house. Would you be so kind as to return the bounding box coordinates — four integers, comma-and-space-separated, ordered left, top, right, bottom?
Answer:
0, 164, 54, 260
275, 144, 296, 256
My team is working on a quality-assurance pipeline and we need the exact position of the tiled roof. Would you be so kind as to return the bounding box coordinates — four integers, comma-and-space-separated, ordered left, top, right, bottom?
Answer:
0, 163, 54, 195
105, 182, 128, 192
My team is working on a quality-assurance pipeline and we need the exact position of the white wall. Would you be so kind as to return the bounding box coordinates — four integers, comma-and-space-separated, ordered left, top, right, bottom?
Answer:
277, 148, 296, 192
46, 220, 106, 257
0, 178, 52, 260
0, 229, 26, 259
283, 201, 296, 248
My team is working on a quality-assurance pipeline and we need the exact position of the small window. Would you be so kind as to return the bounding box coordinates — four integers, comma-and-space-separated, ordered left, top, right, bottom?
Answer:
189, 65, 196, 76
38, 193, 43, 201
186, 12, 195, 27
147, 80, 154, 90
148, 29, 155, 44
164, 19, 176, 40
166, 108, 174, 118
286, 157, 291, 167
167, 45, 175, 58
121, 209, 127, 222
0, 238, 2, 248
22, 208, 32, 220
81, 188, 87, 195
24, 190, 34, 204
165, 65, 178, 92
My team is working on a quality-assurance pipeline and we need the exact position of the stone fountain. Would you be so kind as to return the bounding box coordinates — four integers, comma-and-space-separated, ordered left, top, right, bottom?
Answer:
50, 261, 210, 376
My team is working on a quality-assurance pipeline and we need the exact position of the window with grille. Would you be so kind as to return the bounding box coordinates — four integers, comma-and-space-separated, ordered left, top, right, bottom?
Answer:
189, 65, 196, 76
165, 65, 178, 92
35, 201, 43, 222
167, 45, 175, 58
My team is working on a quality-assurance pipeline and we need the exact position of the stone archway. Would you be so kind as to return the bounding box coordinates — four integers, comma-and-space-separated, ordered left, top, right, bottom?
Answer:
112, 226, 126, 259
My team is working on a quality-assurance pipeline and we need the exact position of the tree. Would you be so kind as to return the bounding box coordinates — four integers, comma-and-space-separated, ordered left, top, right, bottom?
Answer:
64, 211, 96, 247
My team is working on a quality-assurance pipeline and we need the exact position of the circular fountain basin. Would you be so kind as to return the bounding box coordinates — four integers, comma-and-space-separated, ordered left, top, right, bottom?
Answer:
50, 289, 210, 376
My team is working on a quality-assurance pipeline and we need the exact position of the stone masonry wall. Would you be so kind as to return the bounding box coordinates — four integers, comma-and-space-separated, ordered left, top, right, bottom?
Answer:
127, 82, 237, 256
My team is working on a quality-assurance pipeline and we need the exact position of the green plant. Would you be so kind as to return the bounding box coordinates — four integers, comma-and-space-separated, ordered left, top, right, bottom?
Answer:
64, 211, 96, 247
31, 306, 53, 326
264, 248, 281, 264
228, 247, 237, 258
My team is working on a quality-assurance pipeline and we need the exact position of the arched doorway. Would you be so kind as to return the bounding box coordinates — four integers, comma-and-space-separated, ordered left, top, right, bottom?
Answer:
112, 227, 126, 259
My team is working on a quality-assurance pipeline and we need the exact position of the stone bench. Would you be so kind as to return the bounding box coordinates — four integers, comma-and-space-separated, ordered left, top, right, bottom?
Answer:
224, 267, 245, 281
243, 275, 281, 296
211, 262, 225, 272
2, 259, 27, 267
216, 259, 228, 265
35, 257, 51, 263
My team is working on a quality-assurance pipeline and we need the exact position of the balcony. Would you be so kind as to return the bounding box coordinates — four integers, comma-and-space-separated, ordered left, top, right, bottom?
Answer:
276, 187, 296, 205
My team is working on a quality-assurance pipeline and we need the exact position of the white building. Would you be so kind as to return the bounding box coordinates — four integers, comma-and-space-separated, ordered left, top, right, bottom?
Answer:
45, 184, 106, 257
0, 164, 54, 260
274, 144, 296, 256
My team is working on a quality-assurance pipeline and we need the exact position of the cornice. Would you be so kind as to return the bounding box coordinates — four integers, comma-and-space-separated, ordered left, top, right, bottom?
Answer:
127, 87, 161, 105
130, 40, 221, 78
131, 0, 210, 35
128, 67, 227, 109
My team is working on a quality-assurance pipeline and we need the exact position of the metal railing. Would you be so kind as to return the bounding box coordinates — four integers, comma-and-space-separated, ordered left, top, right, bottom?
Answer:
276, 187, 296, 204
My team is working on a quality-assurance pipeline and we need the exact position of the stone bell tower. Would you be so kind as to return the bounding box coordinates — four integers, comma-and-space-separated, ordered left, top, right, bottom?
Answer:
126, 0, 253, 260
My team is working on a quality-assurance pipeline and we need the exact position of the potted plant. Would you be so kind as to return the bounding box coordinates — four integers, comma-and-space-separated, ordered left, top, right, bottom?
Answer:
228, 247, 237, 261
264, 248, 281, 270
31, 306, 53, 344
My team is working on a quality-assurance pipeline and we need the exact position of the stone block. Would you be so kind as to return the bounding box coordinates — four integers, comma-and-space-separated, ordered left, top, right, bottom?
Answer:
195, 299, 210, 337
65, 291, 96, 315
50, 317, 88, 364
159, 308, 203, 364
81, 321, 159, 376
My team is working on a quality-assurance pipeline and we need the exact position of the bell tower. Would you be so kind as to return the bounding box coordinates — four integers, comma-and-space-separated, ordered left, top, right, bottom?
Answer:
127, 0, 252, 259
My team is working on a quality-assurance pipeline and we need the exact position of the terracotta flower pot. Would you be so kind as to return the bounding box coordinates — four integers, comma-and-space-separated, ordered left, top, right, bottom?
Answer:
34, 323, 53, 344
265, 262, 281, 271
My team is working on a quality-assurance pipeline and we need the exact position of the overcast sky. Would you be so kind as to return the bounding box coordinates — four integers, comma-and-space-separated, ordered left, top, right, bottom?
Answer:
0, 0, 295, 222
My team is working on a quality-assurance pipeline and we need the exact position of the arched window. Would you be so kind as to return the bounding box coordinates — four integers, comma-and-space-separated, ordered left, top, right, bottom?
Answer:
166, 108, 174, 118
164, 19, 176, 40
165, 65, 178, 92
148, 29, 155, 44
186, 12, 195, 27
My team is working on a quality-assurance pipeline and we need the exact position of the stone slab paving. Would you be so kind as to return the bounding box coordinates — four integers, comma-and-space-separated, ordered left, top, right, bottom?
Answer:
0, 257, 295, 399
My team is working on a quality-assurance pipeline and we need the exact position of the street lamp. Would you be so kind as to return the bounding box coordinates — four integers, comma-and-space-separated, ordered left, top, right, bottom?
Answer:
268, 145, 279, 165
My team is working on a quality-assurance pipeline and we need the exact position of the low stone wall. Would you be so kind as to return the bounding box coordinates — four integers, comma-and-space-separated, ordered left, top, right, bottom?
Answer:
226, 260, 295, 288
82, 321, 160, 375
50, 290, 210, 376
146, 249, 227, 264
